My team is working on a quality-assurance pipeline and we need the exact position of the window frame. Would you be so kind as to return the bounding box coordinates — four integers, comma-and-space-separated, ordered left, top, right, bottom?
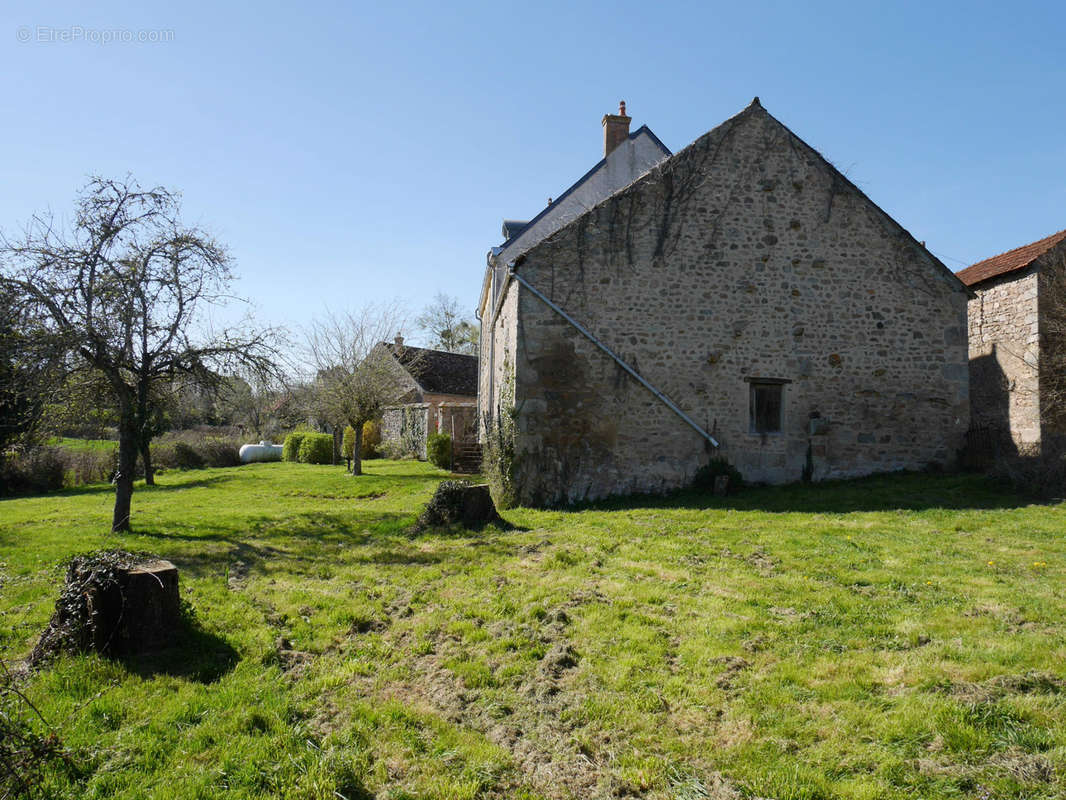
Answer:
745, 377, 790, 435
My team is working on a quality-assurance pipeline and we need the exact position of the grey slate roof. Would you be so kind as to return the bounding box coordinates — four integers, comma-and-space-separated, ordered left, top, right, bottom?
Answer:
388, 344, 478, 397
496, 125, 671, 254
502, 220, 529, 240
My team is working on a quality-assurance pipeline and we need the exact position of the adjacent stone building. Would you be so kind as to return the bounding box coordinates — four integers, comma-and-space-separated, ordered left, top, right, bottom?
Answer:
378, 337, 478, 462
957, 228, 1066, 456
479, 98, 971, 506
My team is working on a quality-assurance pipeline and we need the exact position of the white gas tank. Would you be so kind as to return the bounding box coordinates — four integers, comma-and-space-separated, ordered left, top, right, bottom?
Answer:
239, 441, 284, 463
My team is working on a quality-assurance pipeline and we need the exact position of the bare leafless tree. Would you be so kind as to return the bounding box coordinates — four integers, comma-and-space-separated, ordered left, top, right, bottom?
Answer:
0, 176, 286, 531
215, 370, 291, 441
416, 292, 478, 354
304, 305, 414, 475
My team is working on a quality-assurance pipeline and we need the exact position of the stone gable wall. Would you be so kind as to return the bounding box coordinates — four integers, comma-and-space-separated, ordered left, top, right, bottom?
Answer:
967, 268, 1040, 454
488, 105, 970, 506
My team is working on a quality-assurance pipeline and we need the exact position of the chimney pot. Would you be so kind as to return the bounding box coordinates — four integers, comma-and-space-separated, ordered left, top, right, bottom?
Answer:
394, 333, 404, 349
601, 100, 631, 157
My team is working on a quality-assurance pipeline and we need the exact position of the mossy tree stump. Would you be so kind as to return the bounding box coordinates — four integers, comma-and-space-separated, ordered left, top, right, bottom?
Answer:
415, 481, 502, 530
31, 552, 183, 664
99, 560, 182, 655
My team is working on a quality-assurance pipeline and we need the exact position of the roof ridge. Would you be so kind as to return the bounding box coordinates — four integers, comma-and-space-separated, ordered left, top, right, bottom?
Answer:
956, 228, 1066, 287
516, 99, 964, 293
495, 124, 671, 254
967, 227, 1066, 270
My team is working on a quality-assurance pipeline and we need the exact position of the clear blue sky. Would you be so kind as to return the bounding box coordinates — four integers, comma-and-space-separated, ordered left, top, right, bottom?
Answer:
3, 0, 1064, 339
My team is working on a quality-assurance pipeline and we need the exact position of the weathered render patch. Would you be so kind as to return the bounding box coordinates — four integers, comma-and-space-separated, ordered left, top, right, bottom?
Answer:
482, 100, 971, 506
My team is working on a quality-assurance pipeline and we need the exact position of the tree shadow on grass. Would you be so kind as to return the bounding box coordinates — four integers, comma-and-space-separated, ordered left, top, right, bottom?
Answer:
22, 473, 241, 500
137, 474, 240, 493
583, 471, 1033, 515
134, 509, 516, 579
119, 616, 239, 684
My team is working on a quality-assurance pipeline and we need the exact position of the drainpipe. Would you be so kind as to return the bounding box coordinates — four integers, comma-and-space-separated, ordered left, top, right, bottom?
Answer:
508, 268, 719, 449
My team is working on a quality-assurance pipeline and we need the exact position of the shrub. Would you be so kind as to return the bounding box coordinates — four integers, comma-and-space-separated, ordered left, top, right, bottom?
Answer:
361, 421, 381, 459
297, 433, 334, 465
691, 458, 744, 494
63, 448, 115, 486
172, 442, 205, 470
0, 447, 67, 496
282, 432, 307, 462
378, 440, 404, 460
427, 433, 452, 469
150, 430, 243, 472
197, 437, 240, 468
1, 655, 82, 798
343, 422, 383, 461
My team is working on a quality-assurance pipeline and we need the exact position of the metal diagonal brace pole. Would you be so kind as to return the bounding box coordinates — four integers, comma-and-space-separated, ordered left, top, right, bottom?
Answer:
508, 269, 719, 448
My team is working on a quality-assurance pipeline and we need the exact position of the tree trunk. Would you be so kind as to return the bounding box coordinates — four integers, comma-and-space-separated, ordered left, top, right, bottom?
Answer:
351, 424, 363, 476
113, 422, 137, 532
141, 437, 154, 486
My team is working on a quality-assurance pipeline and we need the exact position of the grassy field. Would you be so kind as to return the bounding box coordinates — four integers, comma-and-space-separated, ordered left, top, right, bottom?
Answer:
1, 461, 1065, 799
46, 437, 118, 455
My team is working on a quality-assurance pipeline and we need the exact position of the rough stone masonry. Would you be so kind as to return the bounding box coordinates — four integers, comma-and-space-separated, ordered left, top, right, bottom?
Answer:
481, 99, 970, 506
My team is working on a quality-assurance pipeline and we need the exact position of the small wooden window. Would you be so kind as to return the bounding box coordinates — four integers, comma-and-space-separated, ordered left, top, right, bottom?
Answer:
749, 382, 784, 434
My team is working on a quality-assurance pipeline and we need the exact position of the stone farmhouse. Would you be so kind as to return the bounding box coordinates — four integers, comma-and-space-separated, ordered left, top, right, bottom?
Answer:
957, 228, 1066, 457
478, 98, 971, 506
478, 103, 671, 428
377, 337, 479, 466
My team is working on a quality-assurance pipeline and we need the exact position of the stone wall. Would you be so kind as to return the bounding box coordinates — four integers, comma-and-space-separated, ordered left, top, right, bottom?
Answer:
487, 101, 970, 506
967, 268, 1040, 455
478, 280, 519, 436
381, 404, 428, 459
1038, 246, 1066, 441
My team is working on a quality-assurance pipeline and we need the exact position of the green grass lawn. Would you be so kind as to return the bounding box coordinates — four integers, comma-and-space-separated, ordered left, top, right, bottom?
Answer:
1, 462, 1065, 799
46, 436, 118, 455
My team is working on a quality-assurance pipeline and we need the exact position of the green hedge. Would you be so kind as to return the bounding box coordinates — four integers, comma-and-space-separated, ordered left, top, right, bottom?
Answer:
282, 432, 307, 462
427, 433, 452, 469
297, 432, 334, 464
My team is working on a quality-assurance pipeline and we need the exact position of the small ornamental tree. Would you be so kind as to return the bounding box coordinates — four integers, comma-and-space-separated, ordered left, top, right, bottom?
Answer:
1, 176, 284, 531
304, 305, 415, 476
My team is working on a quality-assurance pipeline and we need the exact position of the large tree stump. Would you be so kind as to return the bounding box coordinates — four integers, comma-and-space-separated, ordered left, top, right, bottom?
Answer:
98, 560, 181, 655
415, 481, 502, 530
30, 552, 183, 664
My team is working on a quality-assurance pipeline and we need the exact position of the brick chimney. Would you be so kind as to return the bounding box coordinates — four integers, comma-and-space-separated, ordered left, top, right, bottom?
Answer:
602, 100, 630, 157
393, 333, 404, 353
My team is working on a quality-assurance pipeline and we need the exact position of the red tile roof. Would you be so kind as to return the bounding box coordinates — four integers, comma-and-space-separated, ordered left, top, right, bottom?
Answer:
956, 228, 1066, 287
